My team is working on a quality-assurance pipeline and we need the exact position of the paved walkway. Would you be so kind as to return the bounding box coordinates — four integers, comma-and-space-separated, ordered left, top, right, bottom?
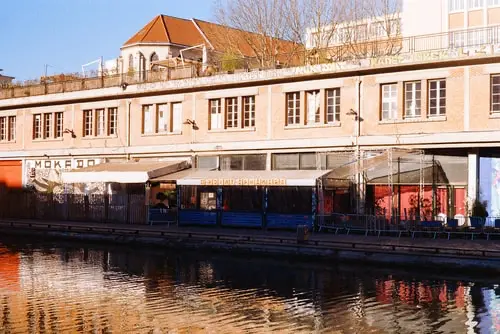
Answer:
1, 218, 500, 255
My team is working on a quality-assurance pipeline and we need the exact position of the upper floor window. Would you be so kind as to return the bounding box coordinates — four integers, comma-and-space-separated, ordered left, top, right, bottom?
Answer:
449, 0, 465, 11
488, 0, 500, 5
155, 103, 182, 133
429, 79, 446, 116
286, 92, 301, 125
43, 113, 52, 139
381, 84, 398, 120
209, 99, 223, 130
355, 24, 368, 41
128, 54, 134, 70
84, 108, 116, 137
55, 112, 63, 138
306, 90, 320, 124
7, 116, 15, 141
0, 116, 15, 142
468, 0, 484, 8
171, 102, 182, 133
142, 105, 154, 134
33, 114, 42, 139
225, 97, 238, 128
404, 81, 421, 118
243, 96, 255, 128
326, 88, 341, 123
492, 75, 500, 113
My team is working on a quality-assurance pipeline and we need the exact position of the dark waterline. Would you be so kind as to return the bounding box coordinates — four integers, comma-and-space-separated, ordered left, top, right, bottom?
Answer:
0, 236, 499, 333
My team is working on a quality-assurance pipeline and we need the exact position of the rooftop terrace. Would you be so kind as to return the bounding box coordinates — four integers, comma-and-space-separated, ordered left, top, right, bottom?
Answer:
1, 25, 499, 101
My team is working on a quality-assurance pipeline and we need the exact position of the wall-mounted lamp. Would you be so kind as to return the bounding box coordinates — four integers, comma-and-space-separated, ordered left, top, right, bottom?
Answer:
184, 119, 199, 130
121, 82, 129, 90
63, 128, 77, 138
346, 109, 357, 116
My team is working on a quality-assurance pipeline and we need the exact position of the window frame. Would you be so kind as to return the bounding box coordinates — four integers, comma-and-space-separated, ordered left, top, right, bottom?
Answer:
404, 81, 422, 118
83, 110, 93, 137
243, 96, 256, 128
428, 79, 447, 117
381, 83, 399, 120
209, 98, 223, 130
156, 103, 169, 133
33, 114, 42, 140
0, 117, 6, 141
491, 74, 500, 113
95, 108, 106, 137
142, 104, 154, 134
449, 0, 465, 11
305, 90, 321, 125
55, 112, 63, 139
325, 88, 341, 123
225, 97, 238, 129
468, 0, 484, 9
7, 116, 15, 142
170, 102, 182, 133
107, 107, 117, 136
286, 92, 301, 126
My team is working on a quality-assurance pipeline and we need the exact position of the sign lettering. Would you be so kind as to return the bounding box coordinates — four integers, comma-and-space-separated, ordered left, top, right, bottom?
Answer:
200, 178, 286, 186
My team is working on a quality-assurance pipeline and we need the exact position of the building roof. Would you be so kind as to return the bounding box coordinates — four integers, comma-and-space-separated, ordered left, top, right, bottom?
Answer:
123, 15, 205, 47
123, 15, 300, 59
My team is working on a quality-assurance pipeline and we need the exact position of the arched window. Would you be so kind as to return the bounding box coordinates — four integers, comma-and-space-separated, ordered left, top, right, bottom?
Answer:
139, 52, 146, 80
150, 52, 159, 71
128, 54, 134, 71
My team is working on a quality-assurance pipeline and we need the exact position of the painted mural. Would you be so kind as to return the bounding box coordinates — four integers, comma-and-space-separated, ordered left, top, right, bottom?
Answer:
479, 157, 500, 218
24, 159, 103, 194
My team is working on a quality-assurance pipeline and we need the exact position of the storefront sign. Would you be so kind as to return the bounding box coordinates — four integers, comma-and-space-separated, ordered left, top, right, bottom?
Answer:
200, 178, 286, 186
25, 159, 100, 171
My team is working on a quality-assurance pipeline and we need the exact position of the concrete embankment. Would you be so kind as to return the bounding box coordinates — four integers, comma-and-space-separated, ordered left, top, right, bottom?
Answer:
1, 219, 499, 272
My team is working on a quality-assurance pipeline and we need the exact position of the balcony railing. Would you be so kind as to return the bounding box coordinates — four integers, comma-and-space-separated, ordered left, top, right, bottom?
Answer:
1, 25, 499, 100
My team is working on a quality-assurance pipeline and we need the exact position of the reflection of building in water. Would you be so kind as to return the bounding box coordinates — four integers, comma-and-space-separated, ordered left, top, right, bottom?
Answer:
0, 248, 19, 292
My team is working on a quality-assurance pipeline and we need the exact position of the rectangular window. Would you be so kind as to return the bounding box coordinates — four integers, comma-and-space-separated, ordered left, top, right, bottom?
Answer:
429, 79, 446, 116
43, 113, 52, 139
0, 117, 5, 141
449, 0, 465, 11
107, 108, 117, 136
306, 90, 320, 124
33, 114, 42, 139
209, 99, 222, 130
55, 112, 63, 138
83, 110, 93, 137
95, 108, 105, 136
355, 24, 368, 41
225, 97, 238, 128
157, 104, 168, 133
142, 105, 153, 134
371, 21, 385, 38
381, 84, 398, 120
468, 0, 484, 8
326, 88, 341, 123
286, 92, 301, 125
171, 102, 182, 133
488, 0, 500, 5
404, 81, 421, 117
220, 154, 266, 170
243, 96, 256, 128
492, 75, 500, 112
8, 116, 15, 141
449, 30, 465, 47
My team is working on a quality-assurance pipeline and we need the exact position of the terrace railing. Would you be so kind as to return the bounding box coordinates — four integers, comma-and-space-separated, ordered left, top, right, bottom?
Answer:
1, 25, 499, 100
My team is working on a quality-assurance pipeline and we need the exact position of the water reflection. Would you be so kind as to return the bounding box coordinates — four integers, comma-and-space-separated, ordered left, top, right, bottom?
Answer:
0, 239, 498, 333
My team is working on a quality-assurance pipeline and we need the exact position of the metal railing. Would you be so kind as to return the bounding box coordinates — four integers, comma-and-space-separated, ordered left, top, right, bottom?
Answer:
1, 25, 499, 100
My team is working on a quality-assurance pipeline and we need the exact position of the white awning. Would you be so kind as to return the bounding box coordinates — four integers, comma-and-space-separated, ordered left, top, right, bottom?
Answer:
61, 160, 190, 184
151, 169, 331, 187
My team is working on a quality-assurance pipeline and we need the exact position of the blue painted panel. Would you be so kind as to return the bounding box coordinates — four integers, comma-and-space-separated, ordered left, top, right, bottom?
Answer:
221, 212, 263, 228
179, 210, 217, 226
421, 221, 442, 228
266, 213, 313, 229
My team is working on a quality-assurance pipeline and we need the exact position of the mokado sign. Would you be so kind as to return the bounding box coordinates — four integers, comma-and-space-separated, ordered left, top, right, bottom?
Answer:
25, 159, 100, 170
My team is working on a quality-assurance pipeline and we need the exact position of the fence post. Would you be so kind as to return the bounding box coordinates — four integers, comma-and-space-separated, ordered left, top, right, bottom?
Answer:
126, 194, 131, 224
104, 193, 109, 223
84, 194, 90, 222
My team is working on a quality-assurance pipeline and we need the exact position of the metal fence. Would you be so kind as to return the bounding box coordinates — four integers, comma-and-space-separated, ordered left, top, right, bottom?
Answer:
0, 191, 147, 224
317, 212, 500, 239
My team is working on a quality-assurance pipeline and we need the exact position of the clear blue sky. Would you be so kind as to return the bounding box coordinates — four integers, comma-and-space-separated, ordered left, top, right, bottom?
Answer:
0, 0, 213, 81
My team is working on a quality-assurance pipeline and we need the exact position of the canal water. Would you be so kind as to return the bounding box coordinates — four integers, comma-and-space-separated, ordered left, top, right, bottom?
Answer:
0, 237, 499, 333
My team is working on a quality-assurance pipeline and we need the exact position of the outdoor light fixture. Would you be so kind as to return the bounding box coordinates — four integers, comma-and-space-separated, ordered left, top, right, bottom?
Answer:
63, 128, 77, 138
121, 82, 129, 90
346, 109, 358, 116
184, 119, 199, 130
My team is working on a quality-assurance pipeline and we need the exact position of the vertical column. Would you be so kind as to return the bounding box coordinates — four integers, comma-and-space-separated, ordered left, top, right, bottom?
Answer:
467, 150, 479, 215
311, 186, 317, 231
266, 152, 272, 171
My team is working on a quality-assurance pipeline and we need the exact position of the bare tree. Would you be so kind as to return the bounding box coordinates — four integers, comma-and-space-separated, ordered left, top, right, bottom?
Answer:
212, 0, 402, 69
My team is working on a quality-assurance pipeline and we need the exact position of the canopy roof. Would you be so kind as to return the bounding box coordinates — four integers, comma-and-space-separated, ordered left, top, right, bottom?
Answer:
62, 160, 190, 184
